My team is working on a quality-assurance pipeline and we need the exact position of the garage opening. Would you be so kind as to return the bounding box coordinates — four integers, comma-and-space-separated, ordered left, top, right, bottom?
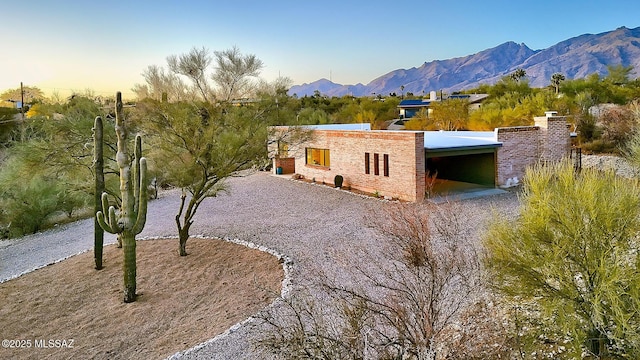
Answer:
425, 147, 499, 197
427, 151, 496, 187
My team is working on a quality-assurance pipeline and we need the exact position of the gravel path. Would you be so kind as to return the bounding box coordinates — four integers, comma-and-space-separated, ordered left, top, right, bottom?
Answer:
0, 172, 520, 359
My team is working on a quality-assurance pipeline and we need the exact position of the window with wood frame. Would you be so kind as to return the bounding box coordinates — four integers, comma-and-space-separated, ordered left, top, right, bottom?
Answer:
383, 154, 389, 176
365, 152, 370, 174
374, 153, 379, 175
306, 148, 330, 168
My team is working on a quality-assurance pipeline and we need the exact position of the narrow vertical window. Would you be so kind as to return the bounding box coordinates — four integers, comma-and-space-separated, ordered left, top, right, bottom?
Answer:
383, 154, 389, 177
374, 153, 379, 175
365, 152, 370, 174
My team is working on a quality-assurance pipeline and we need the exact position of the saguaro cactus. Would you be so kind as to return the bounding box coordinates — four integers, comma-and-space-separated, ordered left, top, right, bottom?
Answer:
93, 116, 105, 270
96, 92, 148, 303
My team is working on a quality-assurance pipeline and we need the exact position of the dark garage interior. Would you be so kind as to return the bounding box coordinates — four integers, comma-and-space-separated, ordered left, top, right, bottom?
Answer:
426, 150, 497, 187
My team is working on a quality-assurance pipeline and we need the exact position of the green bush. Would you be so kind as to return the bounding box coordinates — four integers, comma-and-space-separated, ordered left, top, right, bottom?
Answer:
580, 139, 619, 154
1, 177, 64, 237
484, 161, 640, 358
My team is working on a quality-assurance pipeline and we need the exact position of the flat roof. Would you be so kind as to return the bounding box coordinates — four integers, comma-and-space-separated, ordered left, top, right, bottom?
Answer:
424, 131, 502, 151
302, 123, 372, 131
298, 124, 502, 151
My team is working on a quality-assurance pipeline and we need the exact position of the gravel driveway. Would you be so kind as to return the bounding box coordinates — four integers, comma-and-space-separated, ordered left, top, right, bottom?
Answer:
0, 172, 520, 359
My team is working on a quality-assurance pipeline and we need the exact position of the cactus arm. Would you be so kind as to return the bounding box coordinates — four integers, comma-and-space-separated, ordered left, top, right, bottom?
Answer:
133, 135, 142, 213
133, 157, 148, 235
108, 206, 122, 232
100, 193, 110, 216
96, 192, 120, 233
96, 210, 115, 234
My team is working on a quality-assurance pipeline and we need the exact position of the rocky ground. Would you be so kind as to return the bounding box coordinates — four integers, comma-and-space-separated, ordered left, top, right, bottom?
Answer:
1, 170, 522, 359
581, 153, 637, 177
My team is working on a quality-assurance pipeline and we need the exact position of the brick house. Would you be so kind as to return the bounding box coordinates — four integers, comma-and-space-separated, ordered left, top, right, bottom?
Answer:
269, 112, 571, 202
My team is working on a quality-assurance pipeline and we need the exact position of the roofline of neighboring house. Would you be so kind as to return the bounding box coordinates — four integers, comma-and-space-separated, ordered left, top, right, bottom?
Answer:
397, 94, 489, 109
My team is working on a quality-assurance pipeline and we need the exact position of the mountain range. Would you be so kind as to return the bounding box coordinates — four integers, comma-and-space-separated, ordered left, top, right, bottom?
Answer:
288, 26, 640, 98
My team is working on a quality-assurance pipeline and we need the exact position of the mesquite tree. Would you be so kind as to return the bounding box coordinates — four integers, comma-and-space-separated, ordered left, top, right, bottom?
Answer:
135, 100, 265, 256
96, 92, 148, 303
93, 116, 105, 270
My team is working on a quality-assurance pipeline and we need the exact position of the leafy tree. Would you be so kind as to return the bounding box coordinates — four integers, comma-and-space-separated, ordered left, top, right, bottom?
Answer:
297, 107, 330, 124
403, 108, 430, 130
134, 100, 269, 256
212, 45, 264, 102
429, 98, 470, 130
0, 157, 69, 237
0, 85, 45, 108
605, 64, 633, 85
484, 161, 640, 358
468, 106, 503, 130
132, 64, 193, 102
135, 46, 265, 105
0, 95, 120, 238
353, 109, 377, 127
167, 46, 213, 102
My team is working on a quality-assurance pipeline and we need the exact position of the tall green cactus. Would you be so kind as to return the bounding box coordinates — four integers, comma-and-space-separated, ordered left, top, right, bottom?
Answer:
96, 92, 148, 303
93, 116, 105, 270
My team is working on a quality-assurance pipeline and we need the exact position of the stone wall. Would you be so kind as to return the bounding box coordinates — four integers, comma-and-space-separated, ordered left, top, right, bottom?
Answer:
290, 130, 425, 202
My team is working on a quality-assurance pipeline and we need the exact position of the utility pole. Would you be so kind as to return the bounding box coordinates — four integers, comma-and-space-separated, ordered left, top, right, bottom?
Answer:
20, 82, 25, 142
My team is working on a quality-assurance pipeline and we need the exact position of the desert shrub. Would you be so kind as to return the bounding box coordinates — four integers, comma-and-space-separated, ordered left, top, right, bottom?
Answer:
575, 112, 599, 143
257, 202, 509, 359
600, 106, 636, 147
0, 145, 91, 237
580, 139, 619, 154
1, 176, 65, 237
485, 161, 640, 358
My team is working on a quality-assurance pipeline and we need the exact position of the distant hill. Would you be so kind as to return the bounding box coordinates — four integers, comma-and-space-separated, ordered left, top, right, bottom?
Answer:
289, 26, 640, 97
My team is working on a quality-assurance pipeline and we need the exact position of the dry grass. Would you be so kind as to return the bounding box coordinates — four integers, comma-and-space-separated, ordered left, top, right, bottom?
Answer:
0, 238, 283, 359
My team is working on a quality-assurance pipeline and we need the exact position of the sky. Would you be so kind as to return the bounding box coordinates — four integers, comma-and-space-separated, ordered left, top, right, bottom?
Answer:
2, 0, 639, 99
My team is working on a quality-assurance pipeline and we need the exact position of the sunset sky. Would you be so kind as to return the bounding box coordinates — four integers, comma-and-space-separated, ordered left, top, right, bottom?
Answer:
2, 0, 639, 99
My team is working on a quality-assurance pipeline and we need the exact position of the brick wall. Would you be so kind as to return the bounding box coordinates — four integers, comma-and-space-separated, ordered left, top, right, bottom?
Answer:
534, 116, 571, 162
496, 116, 571, 186
496, 126, 540, 185
289, 130, 425, 202
273, 157, 295, 174
269, 115, 570, 200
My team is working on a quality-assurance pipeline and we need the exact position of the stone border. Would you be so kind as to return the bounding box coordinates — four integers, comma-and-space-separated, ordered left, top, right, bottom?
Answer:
0, 235, 294, 360
0, 247, 94, 283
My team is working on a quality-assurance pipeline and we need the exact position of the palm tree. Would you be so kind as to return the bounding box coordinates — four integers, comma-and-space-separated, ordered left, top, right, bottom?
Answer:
551, 73, 566, 94
510, 68, 527, 82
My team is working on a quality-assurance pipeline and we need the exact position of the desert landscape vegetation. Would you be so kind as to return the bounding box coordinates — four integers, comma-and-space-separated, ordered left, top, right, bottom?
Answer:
2, 32, 640, 359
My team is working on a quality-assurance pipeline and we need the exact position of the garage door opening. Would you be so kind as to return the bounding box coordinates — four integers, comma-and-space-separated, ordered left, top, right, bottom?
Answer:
425, 149, 499, 198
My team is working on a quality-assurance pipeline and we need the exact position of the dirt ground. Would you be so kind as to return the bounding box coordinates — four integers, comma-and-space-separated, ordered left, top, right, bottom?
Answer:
0, 238, 284, 359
